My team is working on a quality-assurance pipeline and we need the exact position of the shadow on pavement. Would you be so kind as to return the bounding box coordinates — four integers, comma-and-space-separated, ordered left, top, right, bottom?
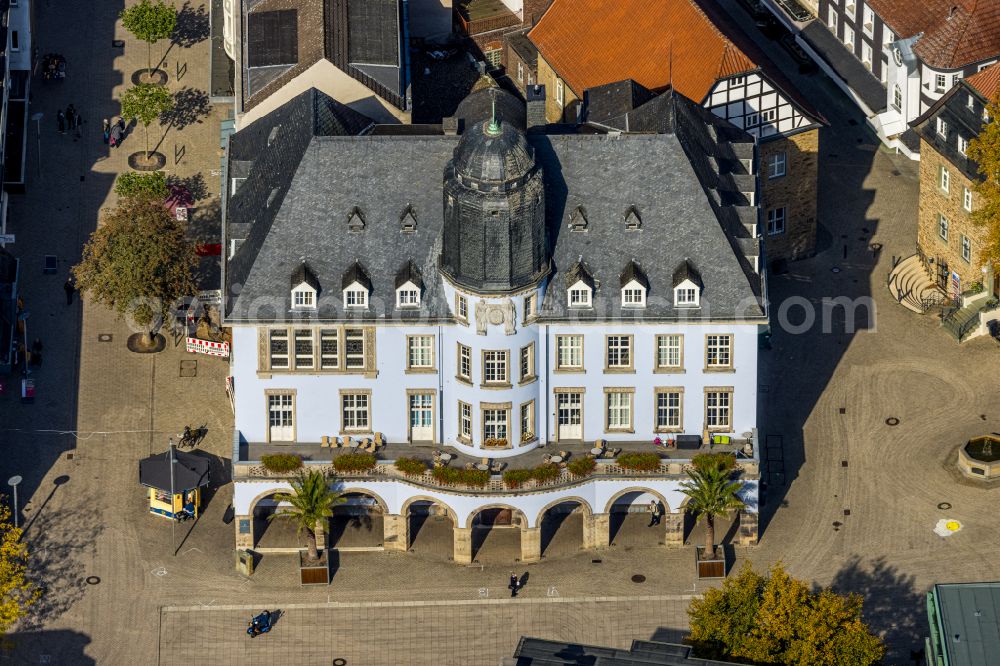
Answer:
0, 629, 94, 664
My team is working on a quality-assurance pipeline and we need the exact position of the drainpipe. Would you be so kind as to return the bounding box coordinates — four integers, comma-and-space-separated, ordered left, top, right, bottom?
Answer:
438, 324, 444, 445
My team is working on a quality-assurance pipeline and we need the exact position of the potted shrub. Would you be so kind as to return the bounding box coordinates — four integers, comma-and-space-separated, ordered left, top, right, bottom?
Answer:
394, 457, 427, 477
531, 463, 561, 484
260, 453, 303, 475
567, 456, 596, 478
268, 470, 343, 585
616, 452, 663, 472
503, 468, 533, 488
332, 452, 377, 474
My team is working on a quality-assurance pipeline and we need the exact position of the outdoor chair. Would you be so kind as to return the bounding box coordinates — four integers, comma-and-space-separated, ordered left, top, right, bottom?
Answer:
465, 462, 475, 471
558, 450, 570, 459
491, 461, 506, 472
481, 457, 490, 466
337, 436, 349, 448
374, 432, 385, 446
542, 453, 552, 463
321, 436, 330, 448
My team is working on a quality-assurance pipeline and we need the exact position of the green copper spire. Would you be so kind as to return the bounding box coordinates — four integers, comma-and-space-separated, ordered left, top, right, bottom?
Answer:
487, 96, 501, 135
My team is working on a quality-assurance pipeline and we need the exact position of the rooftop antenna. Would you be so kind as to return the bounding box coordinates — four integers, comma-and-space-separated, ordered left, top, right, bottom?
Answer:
487, 95, 501, 136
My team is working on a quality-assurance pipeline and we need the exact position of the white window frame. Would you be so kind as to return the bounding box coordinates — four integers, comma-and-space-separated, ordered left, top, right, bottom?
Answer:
483, 350, 509, 385
744, 112, 759, 128
483, 407, 509, 443
556, 335, 583, 371
705, 390, 732, 430
964, 187, 973, 212
961, 234, 972, 263
862, 6, 874, 37
674, 280, 700, 308
267, 392, 295, 442
655, 390, 682, 431
519, 344, 535, 383
936, 117, 948, 138
706, 334, 733, 369
556, 79, 564, 107
861, 42, 872, 69
605, 390, 633, 432
568, 280, 592, 307
457, 343, 472, 382
935, 73, 947, 92
892, 85, 902, 112
940, 166, 950, 193
655, 334, 683, 370
958, 136, 969, 156
606, 335, 632, 370
621, 280, 646, 308
407, 335, 434, 370
767, 151, 787, 179
458, 401, 473, 441
767, 206, 786, 235
343, 284, 368, 309
523, 293, 537, 319
396, 282, 420, 308
520, 401, 535, 443
843, 25, 854, 48
939, 214, 949, 241
291, 285, 316, 309
827, 5, 836, 29
341, 392, 371, 432
456, 294, 468, 321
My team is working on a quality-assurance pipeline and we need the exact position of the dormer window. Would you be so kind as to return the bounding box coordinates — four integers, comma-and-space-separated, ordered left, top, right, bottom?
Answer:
569, 206, 588, 231
396, 282, 420, 307
347, 207, 365, 232
344, 284, 368, 308
394, 260, 423, 310
292, 287, 315, 309
400, 205, 417, 233
624, 205, 641, 230
290, 261, 320, 310
622, 281, 646, 307
672, 259, 702, 309
568, 282, 592, 307
674, 285, 699, 307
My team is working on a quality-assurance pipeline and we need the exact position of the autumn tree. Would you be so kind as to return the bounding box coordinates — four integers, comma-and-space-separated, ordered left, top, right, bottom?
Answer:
688, 562, 884, 665
120, 83, 174, 159
72, 196, 197, 347
0, 504, 39, 635
120, 0, 177, 77
966, 92, 1000, 270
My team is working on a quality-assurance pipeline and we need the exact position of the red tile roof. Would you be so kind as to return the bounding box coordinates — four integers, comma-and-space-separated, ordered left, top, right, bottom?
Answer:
527, 0, 757, 102
966, 60, 1000, 101
868, 0, 1000, 69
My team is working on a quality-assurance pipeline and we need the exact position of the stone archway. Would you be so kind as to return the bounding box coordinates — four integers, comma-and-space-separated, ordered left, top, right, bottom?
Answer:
402, 496, 458, 561
604, 488, 671, 549
249, 489, 300, 551
536, 497, 593, 558
467, 504, 527, 563
329, 489, 387, 550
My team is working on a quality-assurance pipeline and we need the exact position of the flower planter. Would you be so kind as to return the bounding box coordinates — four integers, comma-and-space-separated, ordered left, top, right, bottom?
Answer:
695, 546, 726, 579
299, 549, 330, 586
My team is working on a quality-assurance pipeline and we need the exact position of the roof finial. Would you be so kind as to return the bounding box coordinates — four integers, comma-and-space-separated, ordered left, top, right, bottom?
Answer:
487, 95, 501, 136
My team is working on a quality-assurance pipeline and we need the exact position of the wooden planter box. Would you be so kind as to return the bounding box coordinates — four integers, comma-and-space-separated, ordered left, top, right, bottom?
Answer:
695, 546, 726, 579
299, 550, 330, 586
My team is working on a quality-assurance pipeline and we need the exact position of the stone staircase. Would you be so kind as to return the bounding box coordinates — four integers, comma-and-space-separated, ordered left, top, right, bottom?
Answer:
942, 298, 988, 342
887, 255, 946, 313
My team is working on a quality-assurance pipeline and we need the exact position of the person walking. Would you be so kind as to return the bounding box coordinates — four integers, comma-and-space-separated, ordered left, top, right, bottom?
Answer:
509, 572, 519, 598
56, 110, 66, 134
102, 118, 110, 144
647, 500, 662, 527
109, 118, 122, 148
74, 111, 83, 138
66, 105, 77, 130
64, 277, 75, 305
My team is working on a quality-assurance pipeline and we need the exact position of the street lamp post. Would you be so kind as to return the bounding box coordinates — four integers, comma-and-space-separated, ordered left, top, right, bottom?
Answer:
168, 437, 176, 555
7, 475, 22, 529
30, 112, 43, 179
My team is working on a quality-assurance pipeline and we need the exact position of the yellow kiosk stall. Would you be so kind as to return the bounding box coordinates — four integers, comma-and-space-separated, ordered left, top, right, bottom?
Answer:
139, 448, 210, 520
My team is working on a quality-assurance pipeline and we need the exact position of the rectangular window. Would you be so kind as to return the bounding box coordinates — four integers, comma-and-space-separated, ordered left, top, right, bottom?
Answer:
605, 390, 633, 432
459, 401, 472, 440
407, 335, 434, 370
569, 287, 591, 306
964, 187, 973, 212
935, 73, 947, 92
938, 214, 949, 241
556, 79, 564, 107
293, 329, 314, 369
656, 334, 683, 370
457, 344, 472, 381
893, 85, 902, 112
883, 28, 894, 45
483, 408, 509, 443
827, 5, 836, 29
397, 288, 419, 307
517, 61, 524, 83
761, 108, 777, 123
523, 293, 537, 319
456, 294, 468, 321
968, 93, 976, 110
556, 335, 583, 370
519, 344, 535, 382
952, 73, 962, 87
344, 288, 367, 308
656, 390, 682, 431
706, 334, 733, 369
940, 166, 950, 193
744, 112, 759, 128
483, 350, 509, 384
705, 390, 733, 430
622, 287, 644, 306
861, 42, 872, 69
267, 393, 295, 441
341, 392, 370, 432
675, 288, 697, 306
269, 329, 289, 369
958, 136, 969, 156
606, 335, 632, 370
767, 206, 786, 235
345, 328, 365, 368
936, 117, 948, 137
520, 401, 535, 443
767, 152, 787, 179
293, 289, 314, 308
10, 31, 18, 52
961, 235, 972, 263
843, 25, 854, 48
731, 76, 744, 86
320, 329, 338, 369
862, 6, 874, 36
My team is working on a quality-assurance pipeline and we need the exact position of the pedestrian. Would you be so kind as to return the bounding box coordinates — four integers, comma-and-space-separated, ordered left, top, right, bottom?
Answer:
66, 105, 76, 130
30, 339, 42, 367
102, 118, 110, 144
56, 110, 66, 134
648, 500, 661, 527
117, 117, 126, 135
74, 111, 83, 138
509, 572, 519, 598
109, 119, 122, 148
64, 276, 75, 305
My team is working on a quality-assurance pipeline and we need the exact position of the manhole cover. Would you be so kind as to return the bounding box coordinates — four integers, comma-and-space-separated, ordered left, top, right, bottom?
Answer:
885, 417, 900, 426
631, 575, 646, 583
66, 453, 73, 460
830, 267, 841, 273
938, 502, 952, 510
98, 334, 112, 342
839, 408, 846, 414
85, 576, 100, 585
843, 509, 851, 516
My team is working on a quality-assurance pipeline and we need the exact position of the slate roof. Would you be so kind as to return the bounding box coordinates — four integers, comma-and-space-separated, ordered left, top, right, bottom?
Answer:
224, 88, 764, 324
451, 86, 528, 134
394, 260, 424, 290
911, 80, 988, 180
931, 583, 1000, 666
584, 80, 657, 125
673, 260, 702, 288
512, 637, 739, 665
291, 262, 320, 290
342, 261, 372, 291
620, 260, 649, 289
507, 31, 538, 69
868, 0, 1000, 70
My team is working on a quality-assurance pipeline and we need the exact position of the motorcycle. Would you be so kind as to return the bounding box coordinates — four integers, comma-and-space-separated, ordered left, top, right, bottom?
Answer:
247, 610, 273, 638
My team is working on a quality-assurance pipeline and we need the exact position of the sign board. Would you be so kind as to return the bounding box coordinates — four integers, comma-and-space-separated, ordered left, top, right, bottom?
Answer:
0, 234, 15, 244
185, 337, 230, 358
950, 271, 961, 300
197, 290, 222, 306
175, 206, 188, 221
20, 378, 34, 401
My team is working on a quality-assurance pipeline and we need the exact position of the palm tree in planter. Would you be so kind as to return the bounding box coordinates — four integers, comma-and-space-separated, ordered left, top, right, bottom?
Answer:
680, 454, 745, 560
269, 470, 344, 562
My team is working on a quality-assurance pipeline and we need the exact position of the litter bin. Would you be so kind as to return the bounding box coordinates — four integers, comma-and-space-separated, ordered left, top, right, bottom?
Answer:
236, 549, 254, 576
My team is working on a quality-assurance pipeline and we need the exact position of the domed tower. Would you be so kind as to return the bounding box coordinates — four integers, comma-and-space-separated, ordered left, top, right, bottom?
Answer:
441, 110, 547, 293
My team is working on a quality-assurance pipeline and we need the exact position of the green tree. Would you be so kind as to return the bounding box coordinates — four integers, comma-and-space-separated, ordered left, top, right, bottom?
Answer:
680, 452, 744, 559
114, 171, 169, 200
120, 83, 174, 158
967, 92, 1000, 270
120, 0, 177, 77
688, 563, 884, 665
0, 504, 39, 635
269, 470, 344, 562
72, 195, 197, 346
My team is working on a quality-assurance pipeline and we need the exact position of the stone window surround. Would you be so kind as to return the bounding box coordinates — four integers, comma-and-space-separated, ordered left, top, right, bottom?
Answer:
406, 389, 436, 443
553, 387, 585, 444
604, 387, 635, 433
939, 165, 950, 194
519, 400, 537, 445
554, 334, 585, 373
455, 293, 469, 325
939, 213, 949, 242
654, 387, 684, 433
704, 386, 734, 432
522, 293, 538, 324
519, 342, 537, 385
406, 334, 436, 373
604, 334, 635, 373
264, 388, 296, 443
481, 401, 512, 449
456, 343, 472, 385
481, 349, 512, 389
339, 388, 373, 436
705, 334, 735, 372
964, 187, 973, 212
258, 325, 376, 378
654, 334, 685, 373
458, 400, 473, 444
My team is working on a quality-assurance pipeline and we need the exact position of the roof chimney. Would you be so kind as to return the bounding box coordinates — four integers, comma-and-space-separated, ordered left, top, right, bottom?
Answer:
526, 84, 546, 130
